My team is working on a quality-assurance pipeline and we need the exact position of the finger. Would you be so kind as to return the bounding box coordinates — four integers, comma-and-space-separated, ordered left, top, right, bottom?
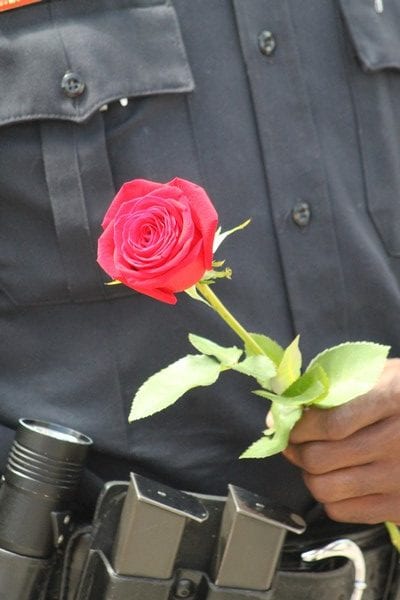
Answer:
289, 394, 389, 444
323, 494, 400, 525
265, 410, 274, 430
290, 359, 400, 444
284, 417, 398, 474
302, 460, 400, 504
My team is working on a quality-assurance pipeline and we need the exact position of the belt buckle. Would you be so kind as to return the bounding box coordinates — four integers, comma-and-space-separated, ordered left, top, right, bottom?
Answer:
301, 539, 367, 600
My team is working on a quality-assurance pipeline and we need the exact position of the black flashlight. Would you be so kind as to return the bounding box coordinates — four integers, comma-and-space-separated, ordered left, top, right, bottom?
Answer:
0, 419, 92, 599
0, 418, 92, 557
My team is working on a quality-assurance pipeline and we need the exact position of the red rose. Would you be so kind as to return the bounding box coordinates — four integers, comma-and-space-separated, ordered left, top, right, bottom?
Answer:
97, 178, 218, 304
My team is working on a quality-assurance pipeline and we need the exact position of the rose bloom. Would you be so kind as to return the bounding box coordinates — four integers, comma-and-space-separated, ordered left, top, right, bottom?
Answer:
97, 178, 218, 304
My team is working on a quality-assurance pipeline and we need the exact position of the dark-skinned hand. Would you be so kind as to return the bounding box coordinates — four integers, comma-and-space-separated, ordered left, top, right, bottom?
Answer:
282, 358, 400, 524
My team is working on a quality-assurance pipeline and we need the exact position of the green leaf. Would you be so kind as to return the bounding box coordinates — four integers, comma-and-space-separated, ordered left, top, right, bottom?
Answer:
188, 333, 243, 365
212, 260, 226, 268
240, 435, 282, 459
201, 267, 233, 284
184, 286, 210, 305
129, 354, 221, 421
231, 355, 276, 387
254, 364, 329, 407
307, 342, 390, 408
105, 279, 122, 286
270, 335, 302, 394
245, 333, 284, 366
240, 402, 302, 458
213, 219, 251, 253
283, 365, 329, 405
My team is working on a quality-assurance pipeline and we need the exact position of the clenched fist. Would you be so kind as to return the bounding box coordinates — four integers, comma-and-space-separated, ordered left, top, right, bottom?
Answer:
283, 359, 400, 524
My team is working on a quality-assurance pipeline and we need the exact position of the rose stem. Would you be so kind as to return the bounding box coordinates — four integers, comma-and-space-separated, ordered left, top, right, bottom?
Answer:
195, 282, 265, 356
385, 522, 400, 553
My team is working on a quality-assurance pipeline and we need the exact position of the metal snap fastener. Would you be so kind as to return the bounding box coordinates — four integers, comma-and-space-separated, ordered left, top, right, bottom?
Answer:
258, 30, 277, 56
174, 579, 196, 598
61, 71, 85, 98
292, 201, 311, 227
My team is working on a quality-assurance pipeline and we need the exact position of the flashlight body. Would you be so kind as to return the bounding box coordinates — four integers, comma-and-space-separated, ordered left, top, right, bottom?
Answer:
0, 420, 91, 558
0, 546, 51, 600
0, 478, 66, 558
0, 419, 92, 599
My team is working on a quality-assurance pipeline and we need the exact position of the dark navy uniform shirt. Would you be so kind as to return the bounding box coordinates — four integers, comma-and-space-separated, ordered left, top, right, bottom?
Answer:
0, 0, 400, 519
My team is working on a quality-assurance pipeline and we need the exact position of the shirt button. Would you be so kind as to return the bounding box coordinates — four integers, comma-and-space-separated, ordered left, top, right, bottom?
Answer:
61, 71, 86, 98
258, 30, 277, 56
292, 202, 311, 227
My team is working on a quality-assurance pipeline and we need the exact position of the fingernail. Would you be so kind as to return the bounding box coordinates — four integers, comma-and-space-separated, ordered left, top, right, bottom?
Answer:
266, 410, 275, 429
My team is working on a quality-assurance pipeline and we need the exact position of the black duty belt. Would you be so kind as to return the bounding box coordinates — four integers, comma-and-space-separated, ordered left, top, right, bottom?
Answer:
58, 473, 399, 600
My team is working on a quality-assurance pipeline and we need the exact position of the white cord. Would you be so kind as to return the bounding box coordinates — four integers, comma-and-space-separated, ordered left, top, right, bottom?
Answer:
301, 539, 367, 600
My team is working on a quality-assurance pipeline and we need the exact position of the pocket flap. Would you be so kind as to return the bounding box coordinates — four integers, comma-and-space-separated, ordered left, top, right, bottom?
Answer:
0, 0, 194, 126
338, 0, 400, 71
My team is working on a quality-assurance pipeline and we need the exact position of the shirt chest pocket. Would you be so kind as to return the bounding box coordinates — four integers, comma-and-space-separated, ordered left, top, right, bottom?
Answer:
339, 0, 400, 258
0, 0, 194, 306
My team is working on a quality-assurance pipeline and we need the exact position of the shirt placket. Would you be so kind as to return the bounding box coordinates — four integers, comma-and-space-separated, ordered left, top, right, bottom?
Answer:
232, 0, 349, 355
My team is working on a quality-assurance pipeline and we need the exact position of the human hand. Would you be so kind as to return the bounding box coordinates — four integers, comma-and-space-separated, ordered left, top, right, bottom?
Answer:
282, 358, 400, 524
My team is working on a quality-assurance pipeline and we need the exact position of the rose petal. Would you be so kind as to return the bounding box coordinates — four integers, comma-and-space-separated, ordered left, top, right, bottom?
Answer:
158, 241, 206, 291
114, 196, 195, 273
97, 223, 120, 280
115, 237, 204, 291
101, 179, 165, 229
120, 277, 177, 304
168, 178, 218, 269
98, 178, 220, 304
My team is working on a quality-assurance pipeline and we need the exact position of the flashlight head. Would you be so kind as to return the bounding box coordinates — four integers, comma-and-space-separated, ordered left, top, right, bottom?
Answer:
5, 419, 92, 499
0, 419, 93, 558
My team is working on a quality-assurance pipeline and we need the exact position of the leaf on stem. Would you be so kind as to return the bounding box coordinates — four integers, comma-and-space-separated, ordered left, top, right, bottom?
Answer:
240, 435, 282, 459
254, 364, 329, 407
188, 333, 243, 365
270, 335, 302, 394
307, 341, 390, 408
245, 333, 284, 366
200, 267, 233, 284
232, 355, 276, 388
184, 285, 211, 305
213, 219, 251, 253
240, 402, 302, 458
188, 334, 276, 386
129, 354, 221, 421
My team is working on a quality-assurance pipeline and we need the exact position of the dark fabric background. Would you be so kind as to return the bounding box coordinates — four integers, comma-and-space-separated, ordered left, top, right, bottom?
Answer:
1, 0, 400, 522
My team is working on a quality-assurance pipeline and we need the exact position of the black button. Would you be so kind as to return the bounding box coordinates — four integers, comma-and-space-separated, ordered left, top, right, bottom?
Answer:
258, 31, 277, 56
292, 202, 311, 227
61, 72, 85, 98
